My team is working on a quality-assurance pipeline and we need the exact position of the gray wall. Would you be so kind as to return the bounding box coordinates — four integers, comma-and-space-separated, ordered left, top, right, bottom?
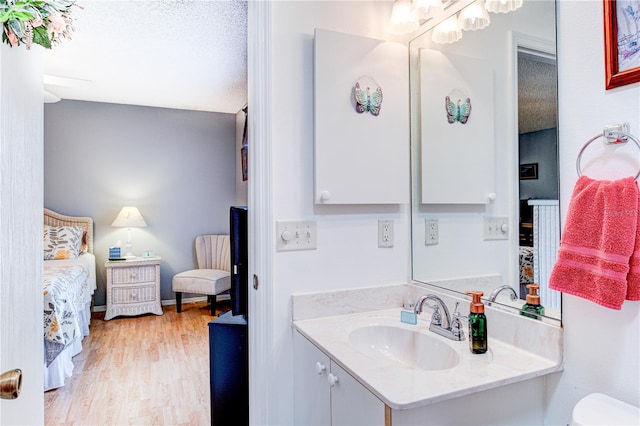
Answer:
44, 100, 237, 306
519, 127, 559, 200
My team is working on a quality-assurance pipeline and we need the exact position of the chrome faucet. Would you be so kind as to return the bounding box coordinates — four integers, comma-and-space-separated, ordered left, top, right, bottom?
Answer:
414, 294, 465, 341
488, 285, 518, 306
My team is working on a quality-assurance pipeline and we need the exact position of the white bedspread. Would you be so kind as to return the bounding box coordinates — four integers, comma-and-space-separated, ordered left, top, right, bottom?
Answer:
45, 252, 97, 300
43, 252, 96, 390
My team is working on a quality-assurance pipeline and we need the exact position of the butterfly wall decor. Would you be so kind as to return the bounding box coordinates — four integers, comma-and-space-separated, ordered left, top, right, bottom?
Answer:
354, 82, 383, 116
445, 96, 472, 124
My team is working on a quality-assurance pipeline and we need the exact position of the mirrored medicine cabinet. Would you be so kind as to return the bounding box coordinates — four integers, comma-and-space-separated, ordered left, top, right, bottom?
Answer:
408, 0, 561, 324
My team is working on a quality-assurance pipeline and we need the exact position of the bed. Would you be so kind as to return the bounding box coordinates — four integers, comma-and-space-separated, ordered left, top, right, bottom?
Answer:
43, 208, 97, 391
519, 246, 535, 296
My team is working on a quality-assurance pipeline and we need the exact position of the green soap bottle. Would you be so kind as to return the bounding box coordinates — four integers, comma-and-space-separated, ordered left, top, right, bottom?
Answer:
520, 284, 545, 320
465, 291, 487, 354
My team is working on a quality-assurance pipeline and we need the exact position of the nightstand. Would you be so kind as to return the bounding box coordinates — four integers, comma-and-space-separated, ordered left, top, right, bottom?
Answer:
104, 257, 162, 320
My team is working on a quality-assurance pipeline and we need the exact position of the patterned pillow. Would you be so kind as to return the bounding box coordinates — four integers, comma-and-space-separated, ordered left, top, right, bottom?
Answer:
43, 226, 84, 260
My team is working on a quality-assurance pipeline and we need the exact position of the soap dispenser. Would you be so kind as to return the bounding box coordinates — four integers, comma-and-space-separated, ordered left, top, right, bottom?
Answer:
465, 291, 487, 354
520, 284, 545, 319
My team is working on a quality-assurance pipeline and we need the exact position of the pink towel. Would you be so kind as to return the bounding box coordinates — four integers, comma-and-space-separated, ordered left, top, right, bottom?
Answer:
548, 176, 639, 310
626, 194, 640, 301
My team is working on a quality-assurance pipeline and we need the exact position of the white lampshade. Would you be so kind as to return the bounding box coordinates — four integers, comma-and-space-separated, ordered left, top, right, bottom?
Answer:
458, 1, 491, 31
389, 0, 419, 35
111, 206, 147, 227
484, 0, 523, 14
432, 15, 462, 44
111, 207, 146, 259
413, 0, 442, 20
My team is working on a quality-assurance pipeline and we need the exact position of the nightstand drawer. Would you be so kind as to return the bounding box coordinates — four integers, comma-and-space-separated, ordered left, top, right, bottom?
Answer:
112, 267, 156, 284
112, 285, 157, 304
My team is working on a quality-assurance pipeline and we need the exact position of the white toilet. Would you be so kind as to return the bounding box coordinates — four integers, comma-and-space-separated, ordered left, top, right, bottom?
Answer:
571, 392, 640, 425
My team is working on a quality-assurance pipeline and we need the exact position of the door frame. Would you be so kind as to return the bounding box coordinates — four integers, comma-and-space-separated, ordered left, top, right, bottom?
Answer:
247, 2, 275, 425
509, 30, 557, 303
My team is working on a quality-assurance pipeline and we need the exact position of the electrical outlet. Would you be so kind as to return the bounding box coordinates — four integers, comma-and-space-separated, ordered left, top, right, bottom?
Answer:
378, 220, 393, 248
425, 219, 438, 245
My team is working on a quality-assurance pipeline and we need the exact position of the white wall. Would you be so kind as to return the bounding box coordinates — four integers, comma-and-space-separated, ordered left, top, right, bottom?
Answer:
545, 1, 640, 423
267, 1, 409, 423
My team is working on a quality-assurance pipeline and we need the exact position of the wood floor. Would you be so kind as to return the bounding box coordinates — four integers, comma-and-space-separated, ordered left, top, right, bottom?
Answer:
44, 300, 227, 425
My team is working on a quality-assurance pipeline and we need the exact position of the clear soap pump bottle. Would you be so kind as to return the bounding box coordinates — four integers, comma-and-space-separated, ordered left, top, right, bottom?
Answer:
465, 291, 487, 354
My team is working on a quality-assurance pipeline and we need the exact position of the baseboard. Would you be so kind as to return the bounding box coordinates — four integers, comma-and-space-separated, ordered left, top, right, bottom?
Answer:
92, 293, 231, 312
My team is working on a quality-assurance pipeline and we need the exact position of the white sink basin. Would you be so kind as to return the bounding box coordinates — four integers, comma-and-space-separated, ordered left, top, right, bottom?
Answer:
348, 325, 460, 371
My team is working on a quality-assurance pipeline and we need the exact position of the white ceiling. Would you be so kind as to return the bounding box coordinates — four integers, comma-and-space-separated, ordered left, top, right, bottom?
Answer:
43, 0, 248, 114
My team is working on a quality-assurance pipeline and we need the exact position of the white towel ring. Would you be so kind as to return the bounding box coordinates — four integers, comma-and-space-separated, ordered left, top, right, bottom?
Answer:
576, 131, 640, 181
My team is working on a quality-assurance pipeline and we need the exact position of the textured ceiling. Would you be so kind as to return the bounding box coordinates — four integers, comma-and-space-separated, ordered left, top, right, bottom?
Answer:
518, 55, 558, 134
44, 0, 248, 113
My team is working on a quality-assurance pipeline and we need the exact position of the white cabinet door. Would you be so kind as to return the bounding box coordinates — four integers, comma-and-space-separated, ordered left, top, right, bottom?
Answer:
314, 29, 409, 205
419, 49, 495, 204
294, 332, 331, 426
329, 361, 385, 426
294, 332, 385, 426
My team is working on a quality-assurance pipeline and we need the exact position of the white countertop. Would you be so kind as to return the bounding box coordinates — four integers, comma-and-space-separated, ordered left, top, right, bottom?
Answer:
294, 307, 562, 411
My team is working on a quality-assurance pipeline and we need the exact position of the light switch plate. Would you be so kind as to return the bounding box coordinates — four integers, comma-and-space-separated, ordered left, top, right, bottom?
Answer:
483, 217, 509, 240
276, 220, 318, 251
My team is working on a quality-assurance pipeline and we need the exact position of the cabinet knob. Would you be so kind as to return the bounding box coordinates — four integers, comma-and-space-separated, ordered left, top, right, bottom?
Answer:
320, 191, 331, 202
315, 362, 326, 375
327, 373, 339, 387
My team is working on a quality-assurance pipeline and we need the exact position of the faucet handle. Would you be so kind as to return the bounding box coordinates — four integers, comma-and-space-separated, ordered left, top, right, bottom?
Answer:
430, 305, 443, 326
451, 302, 467, 341
452, 311, 467, 320
452, 302, 467, 319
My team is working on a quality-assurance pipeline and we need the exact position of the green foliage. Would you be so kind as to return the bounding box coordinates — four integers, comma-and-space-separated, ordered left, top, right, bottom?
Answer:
0, 0, 76, 49
31, 23, 49, 48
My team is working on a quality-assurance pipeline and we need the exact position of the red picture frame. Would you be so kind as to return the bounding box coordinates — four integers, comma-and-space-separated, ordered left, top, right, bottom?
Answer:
604, 0, 640, 89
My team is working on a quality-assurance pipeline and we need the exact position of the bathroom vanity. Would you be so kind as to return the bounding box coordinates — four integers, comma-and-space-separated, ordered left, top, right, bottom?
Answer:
292, 284, 563, 425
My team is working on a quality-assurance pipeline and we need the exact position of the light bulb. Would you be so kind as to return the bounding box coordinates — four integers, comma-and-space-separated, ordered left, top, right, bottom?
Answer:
485, 0, 523, 14
432, 15, 462, 44
389, 0, 419, 35
458, 1, 490, 31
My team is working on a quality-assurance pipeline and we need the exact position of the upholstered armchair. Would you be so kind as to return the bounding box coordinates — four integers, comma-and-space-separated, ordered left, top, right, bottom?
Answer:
172, 234, 230, 316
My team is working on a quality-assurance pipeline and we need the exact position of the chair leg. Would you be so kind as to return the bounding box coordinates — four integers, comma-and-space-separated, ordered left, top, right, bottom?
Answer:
176, 292, 182, 313
210, 295, 217, 316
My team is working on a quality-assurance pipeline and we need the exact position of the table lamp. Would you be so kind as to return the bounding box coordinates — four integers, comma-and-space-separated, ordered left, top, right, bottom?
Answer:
111, 206, 147, 259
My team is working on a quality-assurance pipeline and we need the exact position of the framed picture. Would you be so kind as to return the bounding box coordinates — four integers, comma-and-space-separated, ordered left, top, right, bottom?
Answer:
604, 0, 640, 89
241, 144, 248, 181
520, 163, 538, 180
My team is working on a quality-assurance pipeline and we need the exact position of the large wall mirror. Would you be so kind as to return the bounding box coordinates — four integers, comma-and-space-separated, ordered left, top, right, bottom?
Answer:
409, 0, 561, 324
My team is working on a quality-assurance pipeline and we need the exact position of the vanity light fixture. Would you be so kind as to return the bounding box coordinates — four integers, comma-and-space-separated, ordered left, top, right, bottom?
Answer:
392, 0, 520, 39
431, 15, 462, 44
484, 0, 523, 14
413, 0, 443, 20
389, 0, 419, 35
458, 0, 490, 31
